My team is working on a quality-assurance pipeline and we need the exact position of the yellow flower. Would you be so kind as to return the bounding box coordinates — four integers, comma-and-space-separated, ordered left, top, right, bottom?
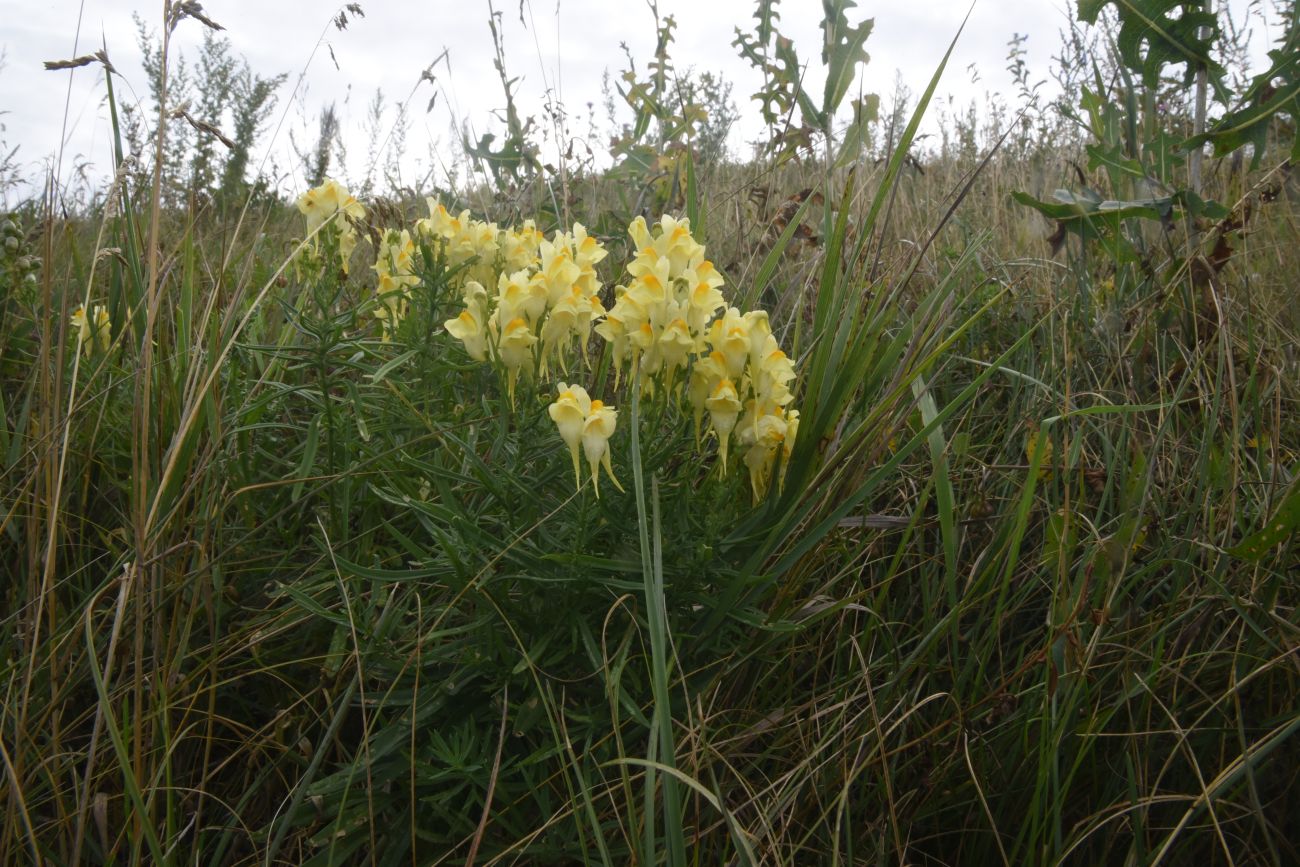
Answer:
70, 304, 110, 355
739, 406, 791, 502
548, 383, 591, 489
496, 316, 538, 406
570, 223, 608, 288
657, 316, 695, 387
501, 220, 543, 272
374, 228, 417, 282
594, 288, 641, 387
374, 272, 411, 340
581, 399, 623, 497
628, 320, 657, 378
540, 284, 599, 374
708, 307, 751, 380
297, 178, 364, 233
687, 351, 728, 443
537, 236, 582, 307
754, 341, 797, 407
704, 378, 743, 472
742, 310, 773, 372
492, 269, 532, 326
444, 281, 490, 360
415, 198, 463, 241
626, 252, 672, 312
683, 260, 725, 337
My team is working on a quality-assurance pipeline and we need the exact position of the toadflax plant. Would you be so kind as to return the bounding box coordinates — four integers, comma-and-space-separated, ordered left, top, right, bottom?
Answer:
428, 207, 803, 502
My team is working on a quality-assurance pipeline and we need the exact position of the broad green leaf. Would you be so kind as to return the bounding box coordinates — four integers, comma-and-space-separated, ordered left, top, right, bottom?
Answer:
820, 0, 874, 124
1078, 0, 1226, 94
1188, 39, 1300, 168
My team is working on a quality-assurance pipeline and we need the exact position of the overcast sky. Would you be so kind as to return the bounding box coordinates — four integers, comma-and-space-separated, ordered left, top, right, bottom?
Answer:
0, 0, 1281, 205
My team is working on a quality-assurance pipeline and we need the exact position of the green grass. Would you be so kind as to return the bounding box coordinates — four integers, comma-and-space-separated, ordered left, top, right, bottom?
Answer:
2, 5, 1299, 866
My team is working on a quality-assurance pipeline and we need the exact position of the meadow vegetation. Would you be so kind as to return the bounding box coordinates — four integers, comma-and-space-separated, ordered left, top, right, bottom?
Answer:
1, 0, 1298, 864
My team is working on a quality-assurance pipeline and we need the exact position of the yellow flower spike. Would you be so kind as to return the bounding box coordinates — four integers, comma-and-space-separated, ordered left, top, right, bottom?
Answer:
626, 255, 671, 311
70, 304, 88, 349
523, 272, 551, 326
296, 178, 364, 274
548, 383, 592, 490
576, 292, 605, 364
756, 343, 797, 406
337, 228, 359, 275
571, 223, 608, 273
374, 228, 417, 283
543, 284, 599, 374
538, 237, 582, 307
594, 306, 632, 388
582, 399, 623, 497
416, 198, 460, 241
704, 378, 743, 473
501, 220, 543, 272
657, 215, 702, 274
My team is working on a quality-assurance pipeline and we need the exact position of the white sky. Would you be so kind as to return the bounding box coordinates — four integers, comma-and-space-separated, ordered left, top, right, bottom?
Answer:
0, 0, 1282, 204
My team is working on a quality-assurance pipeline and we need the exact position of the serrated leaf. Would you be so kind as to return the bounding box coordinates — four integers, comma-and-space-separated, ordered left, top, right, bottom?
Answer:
820, 0, 874, 123
1078, 0, 1226, 94
1188, 39, 1300, 168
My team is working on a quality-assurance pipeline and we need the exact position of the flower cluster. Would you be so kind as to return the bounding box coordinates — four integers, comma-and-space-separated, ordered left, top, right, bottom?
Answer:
441, 210, 795, 501
416, 198, 526, 289
597, 215, 800, 500
595, 215, 725, 390
295, 179, 365, 275
687, 307, 800, 500
441, 220, 609, 405
372, 229, 419, 340
439, 211, 798, 500
288, 177, 804, 503
70, 303, 111, 356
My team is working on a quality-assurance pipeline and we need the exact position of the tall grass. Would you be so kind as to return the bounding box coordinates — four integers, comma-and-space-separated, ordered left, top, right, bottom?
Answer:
1, 2, 1298, 865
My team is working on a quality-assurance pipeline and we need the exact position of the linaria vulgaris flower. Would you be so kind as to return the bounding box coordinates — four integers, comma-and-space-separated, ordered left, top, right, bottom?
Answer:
443, 281, 490, 361
70, 304, 111, 355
